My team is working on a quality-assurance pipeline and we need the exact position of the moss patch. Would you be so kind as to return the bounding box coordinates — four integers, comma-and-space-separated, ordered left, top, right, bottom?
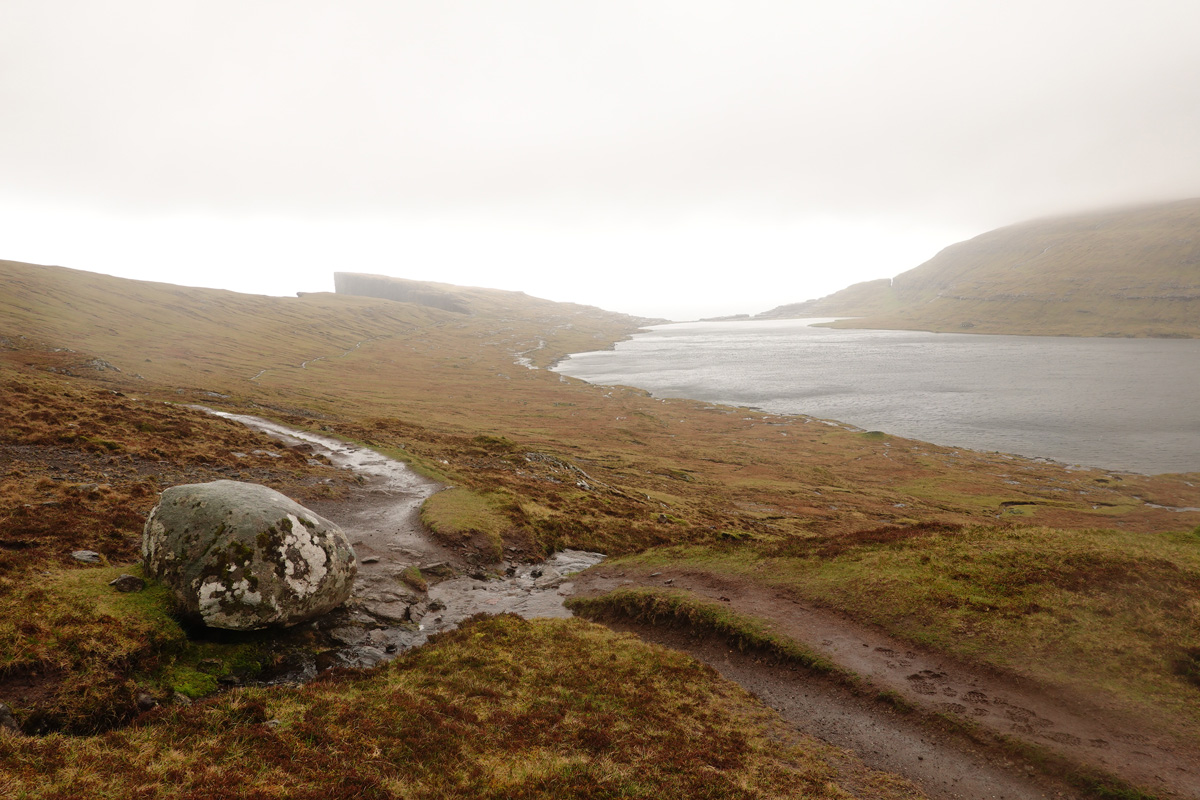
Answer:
420, 488, 513, 562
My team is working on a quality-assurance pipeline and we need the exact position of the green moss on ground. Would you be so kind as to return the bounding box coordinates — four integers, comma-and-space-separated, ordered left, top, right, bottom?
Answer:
0, 566, 294, 733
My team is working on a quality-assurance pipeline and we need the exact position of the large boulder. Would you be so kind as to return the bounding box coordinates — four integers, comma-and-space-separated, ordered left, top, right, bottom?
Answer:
142, 480, 357, 630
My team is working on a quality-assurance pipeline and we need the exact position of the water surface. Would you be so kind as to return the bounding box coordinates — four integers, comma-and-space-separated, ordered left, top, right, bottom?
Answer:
553, 319, 1200, 475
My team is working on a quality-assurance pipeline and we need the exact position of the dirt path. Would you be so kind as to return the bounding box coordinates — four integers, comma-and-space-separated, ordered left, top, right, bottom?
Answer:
611, 620, 1072, 800
575, 567, 1200, 800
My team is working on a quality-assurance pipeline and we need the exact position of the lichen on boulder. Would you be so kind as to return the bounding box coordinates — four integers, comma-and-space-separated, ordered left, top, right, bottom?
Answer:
142, 480, 356, 630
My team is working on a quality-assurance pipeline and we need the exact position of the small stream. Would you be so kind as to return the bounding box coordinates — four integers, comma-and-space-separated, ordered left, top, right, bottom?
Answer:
199, 409, 604, 674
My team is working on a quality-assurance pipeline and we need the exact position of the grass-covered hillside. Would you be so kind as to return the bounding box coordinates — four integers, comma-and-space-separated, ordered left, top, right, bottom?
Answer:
760, 198, 1200, 337
2, 258, 1198, 797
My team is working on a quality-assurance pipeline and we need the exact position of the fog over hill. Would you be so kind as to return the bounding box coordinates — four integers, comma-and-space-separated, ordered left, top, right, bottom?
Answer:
760, 198, 1200, 338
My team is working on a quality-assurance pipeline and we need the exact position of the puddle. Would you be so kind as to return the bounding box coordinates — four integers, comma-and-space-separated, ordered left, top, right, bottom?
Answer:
195, 408, 604, 673
1145, 502, 1200, 513
425, 549, 606, 631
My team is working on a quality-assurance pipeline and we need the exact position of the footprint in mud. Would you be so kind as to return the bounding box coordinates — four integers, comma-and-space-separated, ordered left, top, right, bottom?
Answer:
821, 640, 833, 647
906, 671, 944, 695
941, 687, 957, 697
1115, 732, 1150, 745
1004, 706, 1034, 722
874, 647, 897, 656
1045, 732, 1083, 747
942, 703, 967, 715
1089, 739, 1110, 749
963, 690, 989, 704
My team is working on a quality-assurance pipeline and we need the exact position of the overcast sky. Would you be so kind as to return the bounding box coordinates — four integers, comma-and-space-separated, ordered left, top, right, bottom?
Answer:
3, 1, 1199, 319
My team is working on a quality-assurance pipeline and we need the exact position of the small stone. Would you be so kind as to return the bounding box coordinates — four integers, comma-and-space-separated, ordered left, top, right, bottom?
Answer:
346, 646, 388, 668
328, 626, 367, 646
109, 574, 146, 592
360, 556, 380, 564
172, 692, 193, 706
314, 651, 341, 672
71, 550, 102, 564
0, 703, 19, 733
136, 693, 157, 712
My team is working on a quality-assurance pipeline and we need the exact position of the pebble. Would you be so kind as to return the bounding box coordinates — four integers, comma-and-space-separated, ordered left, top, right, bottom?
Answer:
0, 703, 19, 733
109, 574, 146, 592
71, 550, 102, 564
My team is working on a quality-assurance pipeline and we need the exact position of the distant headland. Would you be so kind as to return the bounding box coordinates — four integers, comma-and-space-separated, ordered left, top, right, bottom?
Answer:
759, 198, 1200, 338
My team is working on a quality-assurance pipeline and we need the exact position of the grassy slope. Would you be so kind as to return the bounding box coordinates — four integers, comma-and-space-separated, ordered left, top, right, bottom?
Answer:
2, 258, 1198, 793
2, 614, 925, 800
757, 278, 899, 320
758, 199, 1200, 337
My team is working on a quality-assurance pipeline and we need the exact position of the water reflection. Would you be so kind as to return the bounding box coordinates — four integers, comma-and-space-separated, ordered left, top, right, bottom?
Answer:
554, 319, 1200, 475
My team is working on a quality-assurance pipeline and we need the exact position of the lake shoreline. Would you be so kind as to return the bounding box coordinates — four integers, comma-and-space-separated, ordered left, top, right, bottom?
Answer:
554, 319, 1200, 476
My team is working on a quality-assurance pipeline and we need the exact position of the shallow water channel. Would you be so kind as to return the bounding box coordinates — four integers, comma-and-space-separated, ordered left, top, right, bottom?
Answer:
200, 409, 603, 674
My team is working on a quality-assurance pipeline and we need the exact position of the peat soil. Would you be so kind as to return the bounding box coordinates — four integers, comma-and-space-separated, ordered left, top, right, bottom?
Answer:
574, 568, 1200, 800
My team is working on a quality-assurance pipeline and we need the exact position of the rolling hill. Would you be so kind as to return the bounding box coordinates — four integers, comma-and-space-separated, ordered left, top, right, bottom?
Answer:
759, 198, 1200, 337
3, 258, 1200, 797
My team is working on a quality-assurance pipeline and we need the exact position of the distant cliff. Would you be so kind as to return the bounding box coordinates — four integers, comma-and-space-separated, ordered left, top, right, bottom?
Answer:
759, 198, 1200, 337
334, 273, 471, 314
334, 271, 667, 327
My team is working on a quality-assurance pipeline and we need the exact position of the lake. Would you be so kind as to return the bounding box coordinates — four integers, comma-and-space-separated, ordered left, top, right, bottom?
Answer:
552, 319, 1200, 475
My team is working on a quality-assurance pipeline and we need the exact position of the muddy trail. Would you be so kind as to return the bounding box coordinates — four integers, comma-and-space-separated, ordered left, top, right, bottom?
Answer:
203, 411, 603, 671
212, 412, 1198, 798
575, 567, 1200, 800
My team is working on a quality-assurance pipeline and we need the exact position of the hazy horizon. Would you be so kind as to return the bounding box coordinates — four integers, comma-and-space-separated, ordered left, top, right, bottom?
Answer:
4, 1, 1199, 319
